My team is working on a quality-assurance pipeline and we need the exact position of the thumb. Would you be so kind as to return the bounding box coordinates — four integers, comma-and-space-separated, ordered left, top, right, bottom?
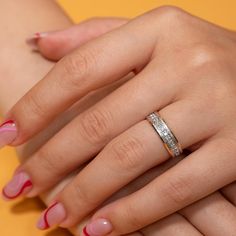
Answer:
26, 17, 128, 61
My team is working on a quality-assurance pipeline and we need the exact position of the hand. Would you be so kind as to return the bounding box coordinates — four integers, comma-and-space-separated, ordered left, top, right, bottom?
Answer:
2, 6, 236, 235
23, 20, 236, 236
22, 22, 236, 236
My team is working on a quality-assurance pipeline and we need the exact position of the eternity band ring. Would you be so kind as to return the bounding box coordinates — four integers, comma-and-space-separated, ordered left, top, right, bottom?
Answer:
146, 112, 183, 157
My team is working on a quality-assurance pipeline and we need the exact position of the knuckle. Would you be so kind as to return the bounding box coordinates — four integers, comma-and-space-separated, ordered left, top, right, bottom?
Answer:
145, 6, 189, 41
190, 44, 223, 69
122, 203, 143, 229
24, 92, 46, 119
79, 108, 113, 145
36, 148, 61, 176
155, 5, 183, 15
69, 182, 99, 208
107, 203, 142, 234
187, 44, 233, 101
108, 136, 146, 171
163, 176, 193, 204
150, 5, 186, 22
61, 49, 96, 88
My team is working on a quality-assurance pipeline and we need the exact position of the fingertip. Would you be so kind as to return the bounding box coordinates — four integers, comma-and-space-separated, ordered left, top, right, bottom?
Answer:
26, 31, 68, 61
26, 32, 48, 51
37, 36, 67, 61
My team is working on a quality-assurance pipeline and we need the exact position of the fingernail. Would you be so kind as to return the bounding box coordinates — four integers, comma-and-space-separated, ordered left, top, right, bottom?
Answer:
2, 172, 32, 200
37, 202, 66, 230
83, 219, 113, 236
0, 120, 17, 149
26, 32, 47, 50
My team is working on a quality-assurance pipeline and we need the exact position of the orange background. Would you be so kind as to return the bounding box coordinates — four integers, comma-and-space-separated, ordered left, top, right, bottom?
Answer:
58, 0, 236, 30
0, 1, 236, 235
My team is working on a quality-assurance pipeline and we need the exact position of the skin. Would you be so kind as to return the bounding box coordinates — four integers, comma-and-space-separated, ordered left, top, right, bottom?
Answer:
1, 3, 236, 234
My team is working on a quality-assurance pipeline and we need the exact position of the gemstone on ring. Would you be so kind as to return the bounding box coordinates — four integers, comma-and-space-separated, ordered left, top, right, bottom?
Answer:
146, 112, 182, 157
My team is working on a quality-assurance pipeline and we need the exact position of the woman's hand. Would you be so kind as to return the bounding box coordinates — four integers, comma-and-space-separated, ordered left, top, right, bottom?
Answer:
23, 21, 236, 236
2, 6, 236, 235
23, 19, 236, 236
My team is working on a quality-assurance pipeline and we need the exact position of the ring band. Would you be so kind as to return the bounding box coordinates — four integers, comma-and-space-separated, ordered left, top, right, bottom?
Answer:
146, 112, 182, 157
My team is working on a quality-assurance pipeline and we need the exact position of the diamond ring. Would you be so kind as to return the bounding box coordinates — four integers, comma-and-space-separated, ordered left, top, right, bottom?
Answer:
146, 112, 182, 157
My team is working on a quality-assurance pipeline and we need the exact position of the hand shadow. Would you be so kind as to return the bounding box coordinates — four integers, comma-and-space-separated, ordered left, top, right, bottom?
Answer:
46, 228, 72, 236
10, 197, 44, 213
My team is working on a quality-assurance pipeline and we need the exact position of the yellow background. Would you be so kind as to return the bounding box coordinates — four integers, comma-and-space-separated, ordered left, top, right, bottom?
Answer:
0, 1, 236, 235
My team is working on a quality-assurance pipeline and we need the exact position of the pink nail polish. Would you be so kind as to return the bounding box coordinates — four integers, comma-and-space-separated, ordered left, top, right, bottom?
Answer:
26, 32, 47, 50
83, 219, 113, 236
37, 202, 66, 230
2, 172, 32, 200
0, 120, 17, 149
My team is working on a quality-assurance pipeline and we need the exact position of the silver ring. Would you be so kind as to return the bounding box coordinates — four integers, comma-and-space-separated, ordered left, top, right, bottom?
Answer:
146, 112, 182, 157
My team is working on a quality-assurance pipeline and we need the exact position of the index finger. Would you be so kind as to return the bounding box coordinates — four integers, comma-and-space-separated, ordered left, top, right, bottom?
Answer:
4, 9, 163, 145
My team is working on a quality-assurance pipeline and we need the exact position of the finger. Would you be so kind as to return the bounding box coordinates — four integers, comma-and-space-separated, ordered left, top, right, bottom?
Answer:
78, 214, 203, 236
85, 139, 236, 235
180, 192, 236, 235
141, 214, 202, 236
27, 18, 128, 61
78, 214, 204, 236
7, 9, 163, 145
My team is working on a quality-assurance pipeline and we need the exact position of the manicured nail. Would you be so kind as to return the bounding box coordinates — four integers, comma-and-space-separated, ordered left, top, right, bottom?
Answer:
37, 202, 66, 230
26, 32, 47, 50
0, 120, 17, 149
83, 219, 113, 236
2, 172, 32, 200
